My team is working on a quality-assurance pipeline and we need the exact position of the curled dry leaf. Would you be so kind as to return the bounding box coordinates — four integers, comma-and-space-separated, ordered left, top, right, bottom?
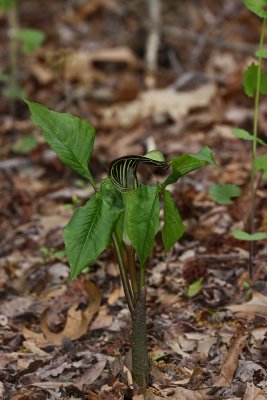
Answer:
226, 291, 267, 315
102, 83, 216, 128
214, 331, 247, 387
23, 281, 101, 347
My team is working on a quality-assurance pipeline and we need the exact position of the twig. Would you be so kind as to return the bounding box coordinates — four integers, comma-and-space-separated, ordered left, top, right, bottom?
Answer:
162, 25, 257, 55
191, 3, 243, 65
145, 0, 161, 88
7, 0, 19, 117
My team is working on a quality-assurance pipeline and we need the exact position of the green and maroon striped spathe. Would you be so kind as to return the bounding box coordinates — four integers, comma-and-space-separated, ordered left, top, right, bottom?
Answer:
108, 155, 169, 192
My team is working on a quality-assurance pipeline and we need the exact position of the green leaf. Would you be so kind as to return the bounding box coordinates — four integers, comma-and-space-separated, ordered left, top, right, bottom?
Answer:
144, 150, 166, 162
0, 0, 16, 11
187, 277, 203, 298
233, 230, 267, 241
64, 188, 124, 280
209, 184, 241, 205
12, 135, 38, 154
254, 154, 267, 174
232, 128, 267, 146
244, 0, 267, 18
243, 63, 267, 97
0, 70, 9, 82
26, 100, 96, 183
3, 85, 25, 99
162, 189, 184, 252
14, 29, 45, 53
190, 146, 217, 167
163, 146, 216, 187
163, 155, 205, 186
255, 48, 267, 58
124, 185, 160, 266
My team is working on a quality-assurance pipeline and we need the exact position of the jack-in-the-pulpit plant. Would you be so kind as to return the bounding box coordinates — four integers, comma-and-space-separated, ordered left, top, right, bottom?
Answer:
26, 99, 216, 390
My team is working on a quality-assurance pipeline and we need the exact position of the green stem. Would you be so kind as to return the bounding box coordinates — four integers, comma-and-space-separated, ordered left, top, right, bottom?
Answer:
90, 179, 134, 314
249, 17, 266, 278
126, 245, 138, 297
112, 232, 135, 316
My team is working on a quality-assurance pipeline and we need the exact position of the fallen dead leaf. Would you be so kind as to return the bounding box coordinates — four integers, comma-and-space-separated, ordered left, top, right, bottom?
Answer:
40, 281, 101, 345
85, 390, 104, 400
243, 382, 266, 400
235, 360, 267, 388
75, 355, 107, 389
64, 47, 141, 85
102, 83, 216, 128
66, 0, 121, 22
23, 281, 101, 347
144, 387, 207, 399
226, 291, 267, 315
22, 340, 48, 356
214, 330, 247, 387
90, 306, 113, 330
0, 382, 4, 397
165, 327, 217, 360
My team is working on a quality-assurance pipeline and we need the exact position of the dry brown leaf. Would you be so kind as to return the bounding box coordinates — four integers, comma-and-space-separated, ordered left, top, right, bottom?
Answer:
108, 287, 121, 305
166, 328, 217, 360
243, 382, 266, 400
64, 47, 141, 84
145, 387, 206, 399
30, 63, 55, 85
85, 390, 104, 400
23, 281, 101, 347
75, 356, 107, 389
214, 331, 247, 387
22, 326, 49, 348
91, 306, 113, 330
40, 281, 101, 345
102, 83, 216, 128
226, 291, 267, 315
67, 0, 121, 22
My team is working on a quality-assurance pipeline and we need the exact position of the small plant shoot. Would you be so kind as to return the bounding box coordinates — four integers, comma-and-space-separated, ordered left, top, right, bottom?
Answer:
210, 0, 267, 279
26, 99, 216, 389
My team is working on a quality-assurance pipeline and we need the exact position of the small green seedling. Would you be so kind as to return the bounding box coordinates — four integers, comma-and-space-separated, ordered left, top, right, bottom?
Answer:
209, 0, 267, 278
209, 184, 241, 205
187, 277, 204, 298
11, 135, 38, 154
26, 99, 216, 390
40, 247, 65, 264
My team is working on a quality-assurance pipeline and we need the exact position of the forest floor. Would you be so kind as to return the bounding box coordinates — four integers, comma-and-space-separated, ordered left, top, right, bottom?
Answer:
0, 1, 267, 399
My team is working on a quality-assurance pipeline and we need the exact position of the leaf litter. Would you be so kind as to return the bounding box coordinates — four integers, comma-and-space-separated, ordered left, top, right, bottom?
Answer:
1, 0, 267, 399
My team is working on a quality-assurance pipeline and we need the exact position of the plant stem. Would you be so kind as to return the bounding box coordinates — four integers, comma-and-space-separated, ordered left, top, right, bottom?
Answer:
8, 0, 19, 116
126, 245, 138, 297
248, 17, 266, 279
90, 178, 134, 314
112, 232, 135, 316
131, 286, 149, 390
139, 264, 146, 289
